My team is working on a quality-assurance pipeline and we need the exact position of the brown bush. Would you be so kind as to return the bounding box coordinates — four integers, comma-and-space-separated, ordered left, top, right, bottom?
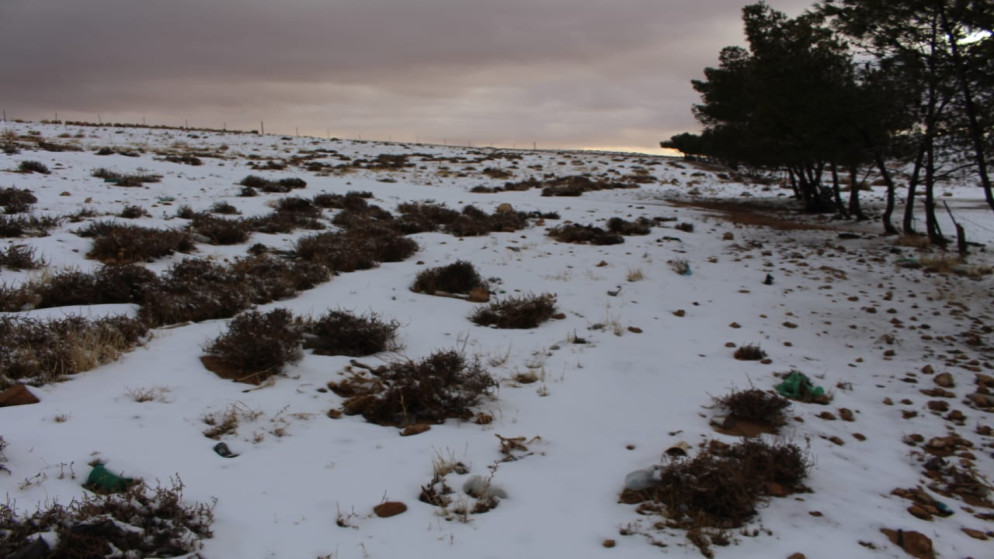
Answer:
139, 258, 253, 326
0, 477, 214, 557
547, 224, 624, 245
733, 344, 766, 361
189, 213, 252, 245
332, 350, 497, 426
0, 215, 60, 238
470, 293, 557, 329
714, 388, 791, 427
0, 187, 37, 213
81, 222, 195, 263
412, 261, 485, 295
118, 204, 149, 219
302, 310, 399, 356
606, 217, 653, 236
0, 315, 148, 385
0, 244, 43, 270
17, 160, 50, 174
209, 201, 240, 215
395, 202, 461, 234
204, 309, 302, 380
640, 439, 810, 529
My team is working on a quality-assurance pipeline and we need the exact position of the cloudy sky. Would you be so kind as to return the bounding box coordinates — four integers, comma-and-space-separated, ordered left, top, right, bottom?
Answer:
0, 0, 812, 153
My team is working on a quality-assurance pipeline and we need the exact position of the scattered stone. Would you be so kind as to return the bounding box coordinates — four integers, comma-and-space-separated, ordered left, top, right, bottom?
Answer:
838, 408, 855, 422
400, 423, 431, 437
673, 309, 686, 317
907, 505, 931, 520
933, 372, 954, 388
945, 409, 965, 423
927, 400, 949, 412
468, 287, 491, 303
880, 529, 934, 559
818, 411, 837, 421
373, 501, 407, 518
327, 409, 343, 419
783, 321, 798, 329
961, 528, 988, 540
729, 322, 741, 328
722, 232, 734, 240
627, 326, 643, 334
883, 398, 894, 405
922, 364, 934, 375
828, 436, 844, 446
966, 392, 994, 408
603, 539, 617, 548
0, 384, 40, 407
852, 433, 866, 441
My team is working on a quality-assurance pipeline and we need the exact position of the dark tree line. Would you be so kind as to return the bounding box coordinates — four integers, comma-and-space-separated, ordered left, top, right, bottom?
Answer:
664, 0, 993, 242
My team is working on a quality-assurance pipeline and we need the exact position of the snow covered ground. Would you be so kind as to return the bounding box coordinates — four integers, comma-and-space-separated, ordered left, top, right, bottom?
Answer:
1, 121, 992, 558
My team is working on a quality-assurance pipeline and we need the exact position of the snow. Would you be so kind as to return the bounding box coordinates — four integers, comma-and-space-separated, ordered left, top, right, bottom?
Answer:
1, 121, 993, 558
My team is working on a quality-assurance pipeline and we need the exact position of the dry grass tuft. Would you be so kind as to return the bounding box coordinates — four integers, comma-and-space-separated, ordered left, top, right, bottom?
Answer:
331, 350, 497, 427
412, 260, 485, 295
714, 388, 791, 428
203, 309, 302, 382
302, 310, 399, 356
733, 344, 767, 361
471, 293, 557, 329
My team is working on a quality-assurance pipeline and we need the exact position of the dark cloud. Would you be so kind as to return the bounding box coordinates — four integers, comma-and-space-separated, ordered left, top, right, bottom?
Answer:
0, 0, 814, 151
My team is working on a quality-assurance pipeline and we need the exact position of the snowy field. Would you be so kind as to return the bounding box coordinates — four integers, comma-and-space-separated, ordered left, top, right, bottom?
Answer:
1, 121, 992, 558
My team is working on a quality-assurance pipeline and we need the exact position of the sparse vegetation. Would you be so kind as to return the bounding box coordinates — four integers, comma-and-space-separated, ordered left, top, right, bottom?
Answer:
412, 260, 485, 295
0, 187, 37, 214
0, 477, 214, 557
17, 160, 50, 174
238, 175, 307, 193
0, 244, 44, 270
91, 168, 162, 186
471, 293, 557, 329
79, 221, 195, 263
0, 315, 148, 386
203, 308, 302, 382
330, 350, 497, 426
733, 344, 767, 361
302, 310, 399, 356
607, 217, 653, 236
714, 388, 791, 428
546, 223, 623, 245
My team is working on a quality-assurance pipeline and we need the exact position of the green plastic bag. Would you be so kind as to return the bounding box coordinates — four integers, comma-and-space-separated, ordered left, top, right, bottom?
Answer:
85, 463, 134, 493
775, 371, 825, 401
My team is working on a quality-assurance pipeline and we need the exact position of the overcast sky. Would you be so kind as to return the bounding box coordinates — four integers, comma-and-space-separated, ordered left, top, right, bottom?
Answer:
0, 0, 813, 153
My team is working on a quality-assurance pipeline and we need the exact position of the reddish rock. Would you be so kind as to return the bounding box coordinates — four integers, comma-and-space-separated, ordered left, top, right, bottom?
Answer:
961, 528, 988, 540
838, 408, 855, 421
880, 529, 934, 559
818, 411, 837, 421
907, 505, 931, 520
933, 372, 954, 387
467, 287, 491, 303
400, 423, 431, 437
0, 384, 40, 407
927, 400, 949, 412
373, 501, 407, 518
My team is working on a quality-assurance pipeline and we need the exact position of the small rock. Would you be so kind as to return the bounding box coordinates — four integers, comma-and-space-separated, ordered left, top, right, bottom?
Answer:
927, 400, 949, 412
961, 528, 988, 540
828, 436, 844, 446
0, 384, 40, 407
818, 411, 837, 421
400, 423, 431, 437
602, 539, 617, 548
722, 232, 734, 240
967, 392, 994, 408
673, 309, 686, 317
907, 505, 931, 520
627, 327, 643, 334
933, 372, 954, 387
729, 322, 741, 328
787, 554, 806, 559
880, 528, 934, 559
853, 433, 867, 441
468, 287, 491, 303
373, 501, 407, 518
921, 365, 934, 375
838, 408, 855, 422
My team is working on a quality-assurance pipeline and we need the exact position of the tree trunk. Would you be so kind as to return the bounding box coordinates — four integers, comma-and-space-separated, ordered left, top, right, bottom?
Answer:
848, 164, 865, 220
873, 148, 899, 234
903, 146, 926, 234
924, 136, 946, 245
831, 163, 849, 218
939, 7, 994, 213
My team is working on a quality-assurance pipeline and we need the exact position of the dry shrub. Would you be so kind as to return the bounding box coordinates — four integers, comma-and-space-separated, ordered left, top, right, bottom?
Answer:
302, 310, 399, 356
296, 227, 418, 273
139, 258, 253, 326
230, 255, 330, 302
189, 213, 252, 245
80, 221, 195, 263
274, 196, 321, 217
0, 214, 60, 238
471, 293, 557, 329
0, 477, 214, 558
540, 175, 636, 196
204, 309, 302, 380
547, 224, 624, 245
209, 201, 240, 215
91, 168, 162, 186
641, 439, 810, 529
312, 190, 373, 210
444, 205, 529, 237
163, 154, 203, 166
238, 175, 307, 193
332, 350, 497, 426
0, 315, 148, 385
607, 217, 653, 236
714, 388, 791, 427
0, 244, 44, 270
395, 201, 461, 234
412, 260, 485, 295
118, 204, 149, 219
733, 344, 767, 361
17, 160, 50, 174
894, 234, 931, 249
0, 187, 37, 213
3, 264, 158, 311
